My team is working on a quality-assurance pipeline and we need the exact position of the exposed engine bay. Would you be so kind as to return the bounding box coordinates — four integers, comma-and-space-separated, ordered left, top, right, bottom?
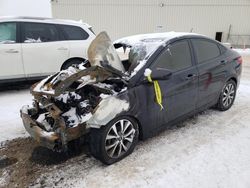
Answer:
34, 66, 127, 130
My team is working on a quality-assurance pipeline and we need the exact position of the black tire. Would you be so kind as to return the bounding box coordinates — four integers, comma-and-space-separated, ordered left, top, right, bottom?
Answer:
89, 116, 139, 165
217, 80, 237, 111
61, 59, 85, 70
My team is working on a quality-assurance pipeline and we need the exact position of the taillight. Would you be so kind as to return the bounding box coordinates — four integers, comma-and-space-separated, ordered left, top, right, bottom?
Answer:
237, 56, 243, 64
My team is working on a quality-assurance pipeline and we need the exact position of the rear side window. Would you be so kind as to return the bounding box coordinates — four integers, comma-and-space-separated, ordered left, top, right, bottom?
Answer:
88, 27, 95, 35
192, 39, 220, 63
218, 43, 227, 54
0, 22, 16, 43
22, 22, 60, 43
59, 25, 89, 40
152, 40, 192, 71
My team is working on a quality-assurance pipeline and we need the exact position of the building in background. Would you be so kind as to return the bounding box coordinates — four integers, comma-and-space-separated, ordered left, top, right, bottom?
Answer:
51, 0, 250, 47
0, 0, 52, 17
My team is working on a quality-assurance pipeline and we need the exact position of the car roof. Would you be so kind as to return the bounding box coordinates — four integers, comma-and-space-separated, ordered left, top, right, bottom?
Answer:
114, 32, 206, 64
0, 16, 92, 28
114, 32, 204, 47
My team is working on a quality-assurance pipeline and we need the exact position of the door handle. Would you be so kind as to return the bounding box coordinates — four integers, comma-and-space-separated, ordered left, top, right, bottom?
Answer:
5, 49, 19, 53
57, 47, 68, 50
185, 74, 197, 80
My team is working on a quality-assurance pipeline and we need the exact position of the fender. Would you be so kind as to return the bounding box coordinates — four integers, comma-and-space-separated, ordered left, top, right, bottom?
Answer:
87, 96, 130, 128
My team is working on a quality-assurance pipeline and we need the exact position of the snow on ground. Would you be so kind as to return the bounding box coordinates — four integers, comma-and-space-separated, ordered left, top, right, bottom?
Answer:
234, 48, 250, 56
0, 89, 31, 143
0, 51, 250, 188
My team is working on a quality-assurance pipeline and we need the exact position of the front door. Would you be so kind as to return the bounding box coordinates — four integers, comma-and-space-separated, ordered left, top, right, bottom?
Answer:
0, 22, 25, 80
142, 39, 198, 129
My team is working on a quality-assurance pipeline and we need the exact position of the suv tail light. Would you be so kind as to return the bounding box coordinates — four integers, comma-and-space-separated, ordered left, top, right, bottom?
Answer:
236, 56, 243, 64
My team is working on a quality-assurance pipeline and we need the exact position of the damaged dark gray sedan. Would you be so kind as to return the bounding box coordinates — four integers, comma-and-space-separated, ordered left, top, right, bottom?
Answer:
21, 31, 242, 164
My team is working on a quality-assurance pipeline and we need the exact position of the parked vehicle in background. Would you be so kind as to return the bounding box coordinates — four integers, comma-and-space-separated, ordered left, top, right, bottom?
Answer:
21, 31, 242, 164
222, 42, 232, 49
0, 16, 95, 84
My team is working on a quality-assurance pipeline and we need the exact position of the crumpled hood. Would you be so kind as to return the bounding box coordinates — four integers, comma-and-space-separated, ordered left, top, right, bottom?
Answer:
32, 66, 114, 96
88, 31, 125, 73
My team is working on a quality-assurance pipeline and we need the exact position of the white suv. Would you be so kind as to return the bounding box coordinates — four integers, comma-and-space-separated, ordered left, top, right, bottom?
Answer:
0, 16, 95, 84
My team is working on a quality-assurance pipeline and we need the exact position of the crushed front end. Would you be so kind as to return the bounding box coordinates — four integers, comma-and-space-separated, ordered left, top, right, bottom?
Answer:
20, 65, 127, 151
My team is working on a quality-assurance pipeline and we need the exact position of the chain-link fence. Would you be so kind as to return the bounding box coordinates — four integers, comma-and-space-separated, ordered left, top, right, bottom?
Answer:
227, 34, 250, 49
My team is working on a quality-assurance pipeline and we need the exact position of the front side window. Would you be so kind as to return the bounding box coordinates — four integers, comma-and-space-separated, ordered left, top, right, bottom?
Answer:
0, 22, 16, 43
22, 22, 59, 43
192, 39, 220, 63
59, 25, 89, 40
152, 40, 192, 71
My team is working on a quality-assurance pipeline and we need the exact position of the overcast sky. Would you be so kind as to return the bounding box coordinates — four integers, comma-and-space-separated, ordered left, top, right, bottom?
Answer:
0, 0, 52, 17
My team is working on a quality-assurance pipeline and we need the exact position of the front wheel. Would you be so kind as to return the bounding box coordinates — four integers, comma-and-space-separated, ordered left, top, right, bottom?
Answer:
217, 80, 237, 111
89, 116, 139, 164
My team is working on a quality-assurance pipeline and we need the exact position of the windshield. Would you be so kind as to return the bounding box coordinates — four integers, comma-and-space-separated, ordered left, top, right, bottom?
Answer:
114, 37, 166, 76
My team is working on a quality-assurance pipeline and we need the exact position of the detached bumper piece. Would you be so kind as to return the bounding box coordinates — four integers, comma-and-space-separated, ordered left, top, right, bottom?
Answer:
20, 104, 88, 152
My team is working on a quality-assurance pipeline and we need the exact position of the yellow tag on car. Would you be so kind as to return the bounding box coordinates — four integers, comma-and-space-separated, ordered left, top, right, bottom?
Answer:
146, 71, 164, 111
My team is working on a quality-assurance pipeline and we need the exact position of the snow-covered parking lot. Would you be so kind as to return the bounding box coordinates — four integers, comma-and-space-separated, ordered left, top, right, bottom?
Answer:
0, 50, 250, 188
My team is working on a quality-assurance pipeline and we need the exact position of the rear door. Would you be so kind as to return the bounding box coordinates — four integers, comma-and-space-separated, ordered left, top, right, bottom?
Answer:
0, 22, 25, 80
58, 24, 94, 59
191, 38, 225, 108
144, 39, 198, 128
21, 22, 69, 77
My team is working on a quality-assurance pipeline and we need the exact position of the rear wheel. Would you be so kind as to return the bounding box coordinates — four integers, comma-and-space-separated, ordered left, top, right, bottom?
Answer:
217, 80, 237, 111
89, 116, 139, 164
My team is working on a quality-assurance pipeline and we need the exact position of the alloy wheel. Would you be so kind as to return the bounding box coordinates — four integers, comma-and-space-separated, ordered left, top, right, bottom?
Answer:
105, 119, 136, 158
222, 83, 235, 107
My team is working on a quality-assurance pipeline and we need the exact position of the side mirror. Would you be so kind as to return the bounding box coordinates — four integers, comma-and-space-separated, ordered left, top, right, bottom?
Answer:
144, 68, 172, 81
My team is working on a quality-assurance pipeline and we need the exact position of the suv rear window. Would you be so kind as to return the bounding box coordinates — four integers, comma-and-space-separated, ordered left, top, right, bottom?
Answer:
59, 25, 89, 40
0, 22, 16, 43
22, 22, 60, 43
192, 39, 220, 63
